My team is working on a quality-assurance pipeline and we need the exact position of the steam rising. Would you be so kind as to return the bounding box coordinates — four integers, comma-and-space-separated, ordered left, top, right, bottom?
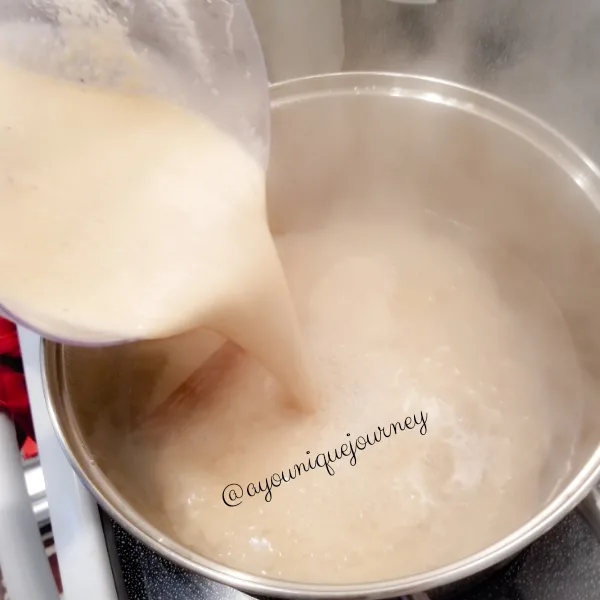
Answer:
343, 0, 600, 160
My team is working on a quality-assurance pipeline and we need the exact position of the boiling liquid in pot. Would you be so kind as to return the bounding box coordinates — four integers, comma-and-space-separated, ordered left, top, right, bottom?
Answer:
83, 207, 583, 583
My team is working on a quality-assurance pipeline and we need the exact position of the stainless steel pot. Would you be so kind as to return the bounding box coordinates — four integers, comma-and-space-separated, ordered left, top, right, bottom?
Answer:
43, 72, 600, 598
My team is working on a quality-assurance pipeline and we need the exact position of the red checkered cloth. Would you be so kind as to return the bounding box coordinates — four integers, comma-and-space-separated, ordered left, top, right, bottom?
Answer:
0, 317, 37, 458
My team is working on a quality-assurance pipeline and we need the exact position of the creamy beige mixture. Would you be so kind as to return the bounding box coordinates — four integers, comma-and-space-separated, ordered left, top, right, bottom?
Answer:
0, 59, 313, 406
86, 213, 582, 584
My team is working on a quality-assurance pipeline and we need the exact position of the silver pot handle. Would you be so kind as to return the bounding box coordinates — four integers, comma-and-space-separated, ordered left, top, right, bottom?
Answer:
0, 413, 59, 600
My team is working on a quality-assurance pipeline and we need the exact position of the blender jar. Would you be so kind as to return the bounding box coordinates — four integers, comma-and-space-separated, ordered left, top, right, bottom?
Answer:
0, 0, 270, 344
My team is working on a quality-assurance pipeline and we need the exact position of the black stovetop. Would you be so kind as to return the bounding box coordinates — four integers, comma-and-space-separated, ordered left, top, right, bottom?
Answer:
101, 507, 600, 600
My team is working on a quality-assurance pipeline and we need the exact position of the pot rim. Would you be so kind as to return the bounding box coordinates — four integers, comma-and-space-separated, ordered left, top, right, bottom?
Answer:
42, 71, 600, 599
